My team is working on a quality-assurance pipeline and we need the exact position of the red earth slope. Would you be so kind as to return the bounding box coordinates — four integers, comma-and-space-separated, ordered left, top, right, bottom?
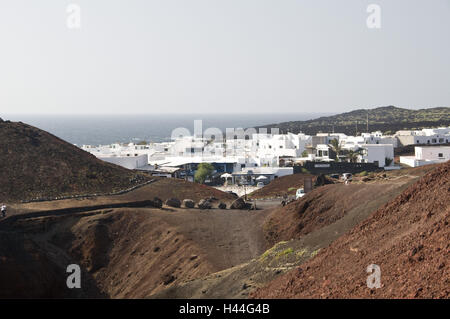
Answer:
252, 161, 449, 298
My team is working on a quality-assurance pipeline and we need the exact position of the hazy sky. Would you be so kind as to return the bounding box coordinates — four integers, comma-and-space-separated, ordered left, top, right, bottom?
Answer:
1, 0, 449, 114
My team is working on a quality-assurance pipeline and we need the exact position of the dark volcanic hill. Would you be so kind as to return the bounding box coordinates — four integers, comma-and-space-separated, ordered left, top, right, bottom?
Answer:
256, 106, 450, 135
0, 119, 148, 202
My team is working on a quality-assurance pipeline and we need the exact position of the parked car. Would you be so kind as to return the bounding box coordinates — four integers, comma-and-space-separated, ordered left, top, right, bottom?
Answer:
329, 174, 340, 179
256, 182, 265, 188
342, 173, 353, 181
295, 188, 305, 199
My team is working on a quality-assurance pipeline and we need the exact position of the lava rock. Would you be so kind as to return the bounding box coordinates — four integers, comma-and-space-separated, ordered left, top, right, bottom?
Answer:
153, 197, 163, 208
230, 198, 246, 209
198, 199, 212, 209
183, 199, 195, 208
165, 198, 181, 208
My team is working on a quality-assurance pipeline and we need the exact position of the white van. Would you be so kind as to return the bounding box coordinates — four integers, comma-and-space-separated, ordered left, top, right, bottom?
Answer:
296, 188, 305, 199
342, 173, 353, 181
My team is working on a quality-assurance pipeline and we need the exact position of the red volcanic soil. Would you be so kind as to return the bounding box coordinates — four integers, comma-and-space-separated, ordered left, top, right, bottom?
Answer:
252, 161, 450, 299
263, 181, 412, 247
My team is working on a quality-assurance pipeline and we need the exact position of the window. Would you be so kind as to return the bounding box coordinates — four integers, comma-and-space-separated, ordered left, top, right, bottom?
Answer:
438, 153, 443, 158
432, 139, 437, 143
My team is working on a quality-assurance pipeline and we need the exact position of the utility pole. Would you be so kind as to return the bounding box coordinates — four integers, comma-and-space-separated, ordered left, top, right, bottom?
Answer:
366, 111, 369, 132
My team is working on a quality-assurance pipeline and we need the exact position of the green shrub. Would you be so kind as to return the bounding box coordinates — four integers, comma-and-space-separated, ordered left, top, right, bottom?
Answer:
277, 248, 294, 258
194, 163, 214, 184
296, 248, 308, 258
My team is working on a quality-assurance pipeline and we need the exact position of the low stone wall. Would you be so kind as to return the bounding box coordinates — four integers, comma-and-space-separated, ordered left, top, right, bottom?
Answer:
20, 179, 157, 204
1, 199, 161, 226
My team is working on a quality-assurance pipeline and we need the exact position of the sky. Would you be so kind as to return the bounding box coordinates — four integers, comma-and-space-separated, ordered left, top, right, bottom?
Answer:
0, 0, 449, 114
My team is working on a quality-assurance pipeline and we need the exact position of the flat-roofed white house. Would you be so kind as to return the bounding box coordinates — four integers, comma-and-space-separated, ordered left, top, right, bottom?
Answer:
358, 144, 395, 167
400, 146, 450, 167
395, 127, 450, 146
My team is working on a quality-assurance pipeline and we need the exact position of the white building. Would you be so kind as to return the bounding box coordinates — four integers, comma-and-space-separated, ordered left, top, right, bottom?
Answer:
400, 146, 450, 167
81, 125, 438, 173
358, 144, 394, 167
98, 154, 149, 170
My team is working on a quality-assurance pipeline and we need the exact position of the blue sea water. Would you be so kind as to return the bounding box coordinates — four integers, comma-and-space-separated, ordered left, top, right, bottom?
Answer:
3, 113, 330, 146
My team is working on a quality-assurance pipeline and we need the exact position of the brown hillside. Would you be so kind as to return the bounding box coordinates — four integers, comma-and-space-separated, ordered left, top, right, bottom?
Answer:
0, 120, 147, 202
263, 181, 414, 247
0, 206, 270, 298
251, 161, 450, 299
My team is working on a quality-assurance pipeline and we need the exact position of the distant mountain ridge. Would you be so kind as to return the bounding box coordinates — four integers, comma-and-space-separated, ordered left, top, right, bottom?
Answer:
256, 106, 450, 135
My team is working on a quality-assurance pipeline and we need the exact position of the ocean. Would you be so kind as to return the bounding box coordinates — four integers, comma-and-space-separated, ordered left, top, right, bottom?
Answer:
3, 113, 330, 146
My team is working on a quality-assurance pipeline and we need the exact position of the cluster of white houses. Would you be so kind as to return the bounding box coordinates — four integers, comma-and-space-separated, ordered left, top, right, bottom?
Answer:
82, 126, 450, 182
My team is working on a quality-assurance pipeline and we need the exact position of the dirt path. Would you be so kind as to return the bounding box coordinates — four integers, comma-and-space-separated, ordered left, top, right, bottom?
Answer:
156, 208, 272, 269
